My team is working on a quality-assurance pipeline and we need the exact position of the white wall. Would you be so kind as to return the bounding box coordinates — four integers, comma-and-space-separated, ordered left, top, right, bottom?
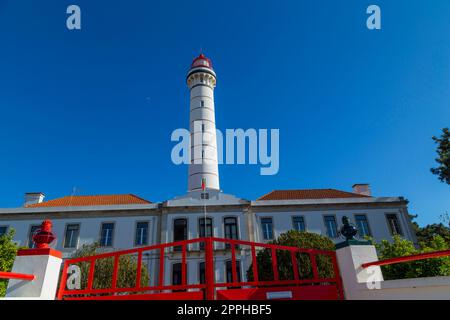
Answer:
164, 211, 247, 244
3, 215, 158, 258
356, 276, 450, 299
253, 207, 414, 244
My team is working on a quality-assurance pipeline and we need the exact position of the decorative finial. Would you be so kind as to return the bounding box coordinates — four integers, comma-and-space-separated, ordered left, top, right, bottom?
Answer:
32, 220, 56, 249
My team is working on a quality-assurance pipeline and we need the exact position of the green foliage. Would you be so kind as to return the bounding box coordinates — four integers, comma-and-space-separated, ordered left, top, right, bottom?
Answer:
440, 211, 450, 227
431, 127, 450, 185
246, 230, 336, 282
0, 229, 21, 297
70, 243, 150, 291
415, 223, 450, 247
374, 235, 450, 280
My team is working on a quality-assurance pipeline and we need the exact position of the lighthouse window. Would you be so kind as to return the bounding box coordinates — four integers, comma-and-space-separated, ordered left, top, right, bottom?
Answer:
202, 124, 205, 132
201, 100, 205, 107
64, 224, 80, 248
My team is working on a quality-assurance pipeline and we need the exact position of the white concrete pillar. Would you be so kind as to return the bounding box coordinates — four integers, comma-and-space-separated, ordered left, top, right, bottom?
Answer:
5, 248, 62, 300
335, 243, 384, 300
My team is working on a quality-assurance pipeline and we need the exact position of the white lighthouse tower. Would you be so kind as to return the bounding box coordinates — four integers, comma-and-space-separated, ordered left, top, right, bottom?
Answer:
187, 54, 220, 192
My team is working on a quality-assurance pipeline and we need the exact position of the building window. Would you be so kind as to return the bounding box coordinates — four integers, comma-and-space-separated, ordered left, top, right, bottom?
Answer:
64, 224, 80, 248
135, 221, 149, 246
261, 217, 274, 240
100, 223, 115, 247
292, 216, 305, 231
224, 217, 238, 240
201, 100, 205, 107
172, 263, 182, 285
199, 262, 205, 284
0, 226, 8, 237
202, 124, 205, 132
201, 192, 209, 200
174, 219, 187, 251
174, 219, 187, 241
355, 215, 371, 238
28, 225, 40, 248
224, 217, 239, 249
324, 216, 338, 238
225, 260, 241, 284
172, 262, 187, 291
199, 218, 213, 250
386, 214, 403, 236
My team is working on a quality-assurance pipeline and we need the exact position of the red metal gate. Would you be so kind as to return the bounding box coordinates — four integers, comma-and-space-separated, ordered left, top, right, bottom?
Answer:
57, 237, 344, 300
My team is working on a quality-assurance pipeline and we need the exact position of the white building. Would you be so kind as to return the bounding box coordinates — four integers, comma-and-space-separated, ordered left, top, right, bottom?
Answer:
0, 54, 417, 286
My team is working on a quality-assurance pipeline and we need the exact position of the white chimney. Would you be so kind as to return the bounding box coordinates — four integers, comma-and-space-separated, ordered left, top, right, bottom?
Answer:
352, 184, 371, 196
24, 192, 45, 207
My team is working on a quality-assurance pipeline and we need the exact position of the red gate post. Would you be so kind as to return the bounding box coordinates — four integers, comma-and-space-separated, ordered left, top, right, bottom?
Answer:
204, 237, 215, 300
6, 220, 62, 300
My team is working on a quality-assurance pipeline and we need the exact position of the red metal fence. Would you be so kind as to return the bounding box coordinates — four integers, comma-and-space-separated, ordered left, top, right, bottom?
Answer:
57, 237, 344, 300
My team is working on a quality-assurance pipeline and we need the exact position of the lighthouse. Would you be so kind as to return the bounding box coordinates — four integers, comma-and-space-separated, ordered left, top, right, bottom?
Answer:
187, 54, 220, 192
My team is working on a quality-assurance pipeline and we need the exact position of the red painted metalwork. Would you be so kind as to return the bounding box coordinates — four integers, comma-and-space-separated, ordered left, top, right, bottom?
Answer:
217, 285, 339, 300
17, 248, 62, 258
362, 249, 450, 269
32, 220, 56, 249
0, 271, 35, 281
57, 237, 344, 300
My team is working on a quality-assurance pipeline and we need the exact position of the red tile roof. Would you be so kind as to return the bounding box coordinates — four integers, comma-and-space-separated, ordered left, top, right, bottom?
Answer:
27, 194, 151, 208
257, 189, 370, 201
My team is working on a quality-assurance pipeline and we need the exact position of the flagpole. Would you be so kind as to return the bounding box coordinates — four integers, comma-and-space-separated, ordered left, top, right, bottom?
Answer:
202, 178, 207, 238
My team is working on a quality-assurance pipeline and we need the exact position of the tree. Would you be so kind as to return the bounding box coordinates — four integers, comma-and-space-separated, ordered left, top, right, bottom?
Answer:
409, 213, 450, 246
416, 223, 450, 247
440, 211, 450, 227
69, 243, 150, 291
246, 231, 336, 282
374, 235, 450, 280
0, 229, 21, 297
431, 127, 450, 185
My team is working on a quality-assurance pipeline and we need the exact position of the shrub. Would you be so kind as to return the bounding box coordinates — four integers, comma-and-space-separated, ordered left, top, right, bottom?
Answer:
0, 229, 21, 297
69, 243, 150, 291
374, 235, 450, 280
246, 230, 336, 282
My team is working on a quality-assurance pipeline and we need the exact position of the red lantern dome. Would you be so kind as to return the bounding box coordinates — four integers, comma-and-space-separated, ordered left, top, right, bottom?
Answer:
190, 53, 213, 69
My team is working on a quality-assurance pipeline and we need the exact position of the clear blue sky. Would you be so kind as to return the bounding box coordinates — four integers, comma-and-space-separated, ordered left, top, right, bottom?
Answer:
0, 0, 448, 226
